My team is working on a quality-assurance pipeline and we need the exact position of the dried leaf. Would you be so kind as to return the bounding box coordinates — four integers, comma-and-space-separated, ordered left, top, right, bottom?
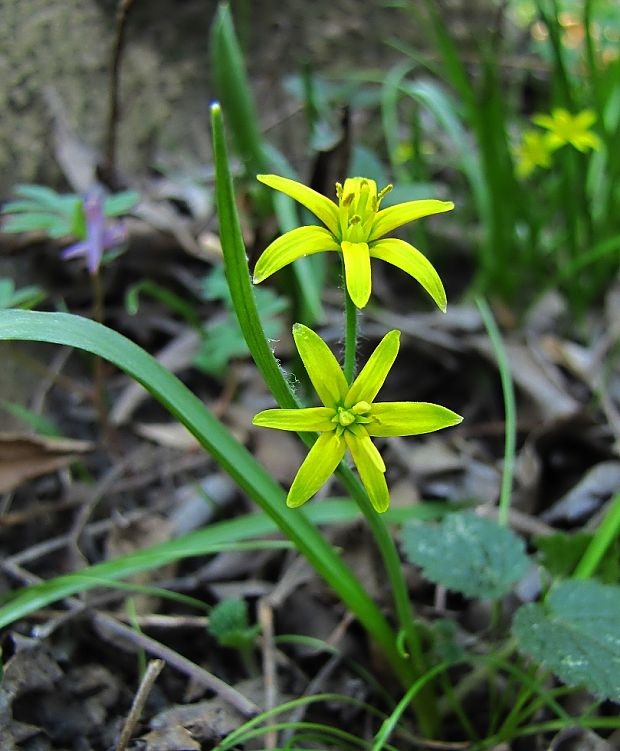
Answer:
0, 433, 93, 493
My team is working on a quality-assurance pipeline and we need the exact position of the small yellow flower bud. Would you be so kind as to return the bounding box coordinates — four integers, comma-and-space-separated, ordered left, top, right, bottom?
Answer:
337, 408, 356, 427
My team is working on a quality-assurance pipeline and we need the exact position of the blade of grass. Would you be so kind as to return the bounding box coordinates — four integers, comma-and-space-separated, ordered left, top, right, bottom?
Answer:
0, 499, 447, 629
573, 492, 620, 580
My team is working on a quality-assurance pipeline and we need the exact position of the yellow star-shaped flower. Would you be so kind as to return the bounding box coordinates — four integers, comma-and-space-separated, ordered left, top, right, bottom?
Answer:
531, 108, 602, 153
253, 324, 462, 512
253, 175, 454, 309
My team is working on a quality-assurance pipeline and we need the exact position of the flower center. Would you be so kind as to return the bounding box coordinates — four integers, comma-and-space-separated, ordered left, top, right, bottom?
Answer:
335, 178, 392, 243
332, 401, 373, 436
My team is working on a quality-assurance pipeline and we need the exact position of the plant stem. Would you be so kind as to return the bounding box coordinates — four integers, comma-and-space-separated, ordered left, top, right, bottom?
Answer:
342, 264, 358, 384
103, 0, 137, 187
336, 463, 437, 735
91, 270, 109, 435
476, 297, 516, 527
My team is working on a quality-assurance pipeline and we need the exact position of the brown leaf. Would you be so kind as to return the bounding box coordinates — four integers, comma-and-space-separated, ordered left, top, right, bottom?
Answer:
0, 433, 93, 494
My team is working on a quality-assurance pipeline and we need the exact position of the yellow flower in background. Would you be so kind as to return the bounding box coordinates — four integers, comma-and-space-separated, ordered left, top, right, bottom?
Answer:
514, 129, 554, 178
532, 108, 602, 153
253, 324, 462, 512
254, 174, 453, 310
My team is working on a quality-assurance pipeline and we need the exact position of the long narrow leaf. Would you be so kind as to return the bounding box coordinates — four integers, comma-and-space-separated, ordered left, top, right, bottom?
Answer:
0, 309, 407, 682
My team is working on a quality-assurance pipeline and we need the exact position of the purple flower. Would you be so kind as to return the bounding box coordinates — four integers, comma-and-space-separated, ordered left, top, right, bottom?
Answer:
61, 190, 128, 275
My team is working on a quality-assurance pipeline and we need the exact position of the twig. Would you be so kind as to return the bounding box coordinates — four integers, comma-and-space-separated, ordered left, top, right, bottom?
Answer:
4, 560, 260, 718
102, 0, 137, 186
93, 611, 260, 717
258, 599, 277, 749
115, 658, 165, 751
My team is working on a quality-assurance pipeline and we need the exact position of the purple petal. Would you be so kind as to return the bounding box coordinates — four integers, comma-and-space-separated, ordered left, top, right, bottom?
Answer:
61, 241, 89, 260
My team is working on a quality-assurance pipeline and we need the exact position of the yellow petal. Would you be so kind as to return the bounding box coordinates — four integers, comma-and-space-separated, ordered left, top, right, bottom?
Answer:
367, 402, 463, 437
345, 432, 389, 513
257, 174, 339, 235
370, 238, 447, 312
254, 226, 339, 283
575, 109, 596, 129
287, 432, 346, 508
369, 199, 454, 241
341, 241, 371, 308
344, 330, 400, 408
531, 113, 555, 130
253, 407, 336, 432
293, 323, 349, 407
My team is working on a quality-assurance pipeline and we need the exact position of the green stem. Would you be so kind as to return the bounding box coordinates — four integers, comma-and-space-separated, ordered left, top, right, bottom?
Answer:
343, 267, 358, 384
337, 462, 437, 735
476, 297, 516, 527
211, 103, 440, 733
91, 270, 109, 436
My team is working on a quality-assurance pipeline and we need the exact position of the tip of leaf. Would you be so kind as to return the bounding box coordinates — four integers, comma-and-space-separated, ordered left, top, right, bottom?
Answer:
210, 101, 221, 114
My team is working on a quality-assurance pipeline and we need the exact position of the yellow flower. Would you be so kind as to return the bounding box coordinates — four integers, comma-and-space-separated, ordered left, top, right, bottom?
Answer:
531, 108, 602, 153
514, 129, 554, 178
254, 175, 453, 309
253, 324, 462, 512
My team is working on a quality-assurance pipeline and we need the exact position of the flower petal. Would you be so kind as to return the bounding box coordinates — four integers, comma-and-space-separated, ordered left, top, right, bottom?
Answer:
345, 432, 389, 513
345, 330, 400, 407
293, 323, 349, 407
531, 113, 555, 130
254, 226, 339, 283
575, 109, 596, 129
257, 174, 339, 235
61, 241, 89, 260
287, 432, 346, 508
253, 407, 336, 432
341, 241, 371, 309
369, 199, 454, 241
370, 238, 447, 312
367, 402, 463, 437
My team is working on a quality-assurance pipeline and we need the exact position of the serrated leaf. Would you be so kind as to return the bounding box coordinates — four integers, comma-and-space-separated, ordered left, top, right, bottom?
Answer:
401, 512, 530, 600
513, 580, 620, 701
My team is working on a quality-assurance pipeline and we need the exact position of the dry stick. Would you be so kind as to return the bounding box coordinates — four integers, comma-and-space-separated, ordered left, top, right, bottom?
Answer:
93, 612, 260, 717
5, 562, 260, 718
103, 0, 137, 186
258, 599, 277, 750
115, 658, 165, 751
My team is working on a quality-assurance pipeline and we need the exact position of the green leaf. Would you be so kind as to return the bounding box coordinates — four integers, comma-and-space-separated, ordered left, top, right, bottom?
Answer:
209, 3, 266, 176
103, 190, 140, 217
401, 512, 530, 600
0, 279, 46, 310
513, 580, 620, 701
1, 213, 71, 236
208, 598, 260, 650
0, 309, 408, 685
12, 184, 75, 211
0, 401, 60, 437
535, 531, 620, 583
